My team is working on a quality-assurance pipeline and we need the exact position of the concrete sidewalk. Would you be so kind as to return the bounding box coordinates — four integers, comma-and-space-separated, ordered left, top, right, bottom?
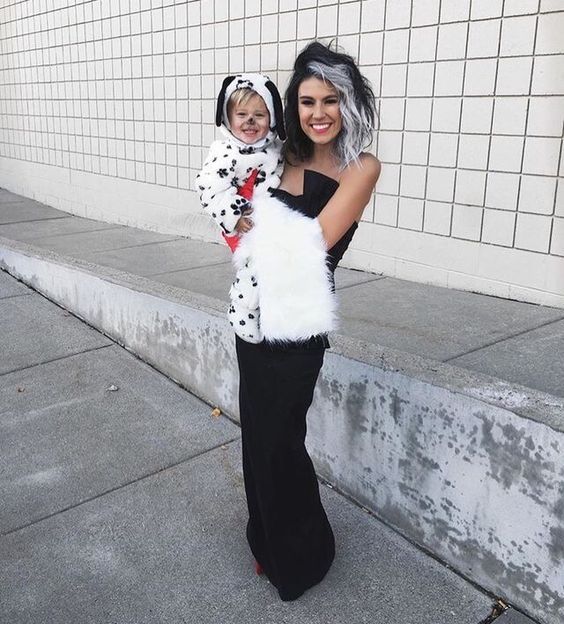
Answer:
0, 188, 558, 623
1, 267, 525, 624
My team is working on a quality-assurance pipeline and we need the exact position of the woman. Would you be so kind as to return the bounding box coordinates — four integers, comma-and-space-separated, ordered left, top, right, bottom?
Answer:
235, 41, 381, 601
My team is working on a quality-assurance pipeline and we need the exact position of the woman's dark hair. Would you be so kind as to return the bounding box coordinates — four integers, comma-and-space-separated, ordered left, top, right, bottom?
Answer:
283, 40, 377, 168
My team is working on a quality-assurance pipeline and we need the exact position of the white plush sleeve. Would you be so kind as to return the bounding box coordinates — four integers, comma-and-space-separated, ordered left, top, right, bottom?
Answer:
195, 141, 250, 234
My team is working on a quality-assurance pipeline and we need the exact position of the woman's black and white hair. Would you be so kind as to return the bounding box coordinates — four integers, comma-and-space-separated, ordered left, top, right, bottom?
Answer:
284, 41, 377, 169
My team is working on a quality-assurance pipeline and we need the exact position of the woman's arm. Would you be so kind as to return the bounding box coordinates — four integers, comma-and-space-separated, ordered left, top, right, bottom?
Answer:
316, 153, 381, 249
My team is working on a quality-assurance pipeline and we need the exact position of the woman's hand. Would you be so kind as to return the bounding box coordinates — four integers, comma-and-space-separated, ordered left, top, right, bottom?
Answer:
234, 209, 254, 234
316, 154, 381, 249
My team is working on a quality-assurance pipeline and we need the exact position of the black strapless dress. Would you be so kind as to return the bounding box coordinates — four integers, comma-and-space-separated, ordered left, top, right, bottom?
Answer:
235, 170, 358, 601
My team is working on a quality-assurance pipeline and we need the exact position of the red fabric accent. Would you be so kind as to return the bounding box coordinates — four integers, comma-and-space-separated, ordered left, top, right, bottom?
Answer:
221, 169, 259, 253
238, 168, 259, 200
222, 232, 240, 252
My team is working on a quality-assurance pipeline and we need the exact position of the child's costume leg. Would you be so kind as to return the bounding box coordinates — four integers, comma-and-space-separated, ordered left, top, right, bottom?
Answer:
229, 260, 261, 343
228, 299, 261, 343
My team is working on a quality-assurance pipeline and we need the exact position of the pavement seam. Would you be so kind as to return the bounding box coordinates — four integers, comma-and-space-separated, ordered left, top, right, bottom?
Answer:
145, 259, 233, 277
0, 215, 69, 224
0, 292, 32, 300
84, 235, 183, 250
5, 225, 125, 241
334, 275, 387, 291
70, 236, 191, 261
443, 314, 564, 363
0, 343, 113, 378
0, 436, 241, 539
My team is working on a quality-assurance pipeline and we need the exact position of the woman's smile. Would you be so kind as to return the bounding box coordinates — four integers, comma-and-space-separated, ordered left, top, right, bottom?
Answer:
310, 122, 332, 134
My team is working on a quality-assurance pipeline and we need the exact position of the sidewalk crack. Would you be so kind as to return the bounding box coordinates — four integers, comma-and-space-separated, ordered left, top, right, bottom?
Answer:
444, 314, 564, 363
0, 437, 241, 539
0, 344, 113, 378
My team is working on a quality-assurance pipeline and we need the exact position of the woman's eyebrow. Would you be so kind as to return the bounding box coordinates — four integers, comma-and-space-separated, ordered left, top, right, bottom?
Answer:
298, 94, 338, 100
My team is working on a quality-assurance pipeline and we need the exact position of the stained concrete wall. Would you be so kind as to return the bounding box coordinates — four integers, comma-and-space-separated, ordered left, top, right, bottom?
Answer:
1, 236, 563, 624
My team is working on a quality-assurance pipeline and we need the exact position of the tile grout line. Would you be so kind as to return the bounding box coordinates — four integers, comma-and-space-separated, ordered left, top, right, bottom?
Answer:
0, 436, 242, 539
444, 313, 564, 362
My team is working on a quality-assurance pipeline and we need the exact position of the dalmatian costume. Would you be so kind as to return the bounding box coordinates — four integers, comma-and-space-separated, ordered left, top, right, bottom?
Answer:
196, 73, 285, 343
197, 73, 337, 344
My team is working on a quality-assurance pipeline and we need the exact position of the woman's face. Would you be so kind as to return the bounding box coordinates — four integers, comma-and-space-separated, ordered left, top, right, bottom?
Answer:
297, 77, 342, 146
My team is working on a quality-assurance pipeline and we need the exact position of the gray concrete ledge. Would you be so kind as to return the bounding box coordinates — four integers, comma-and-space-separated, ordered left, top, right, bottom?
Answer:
0, 236, 562, 624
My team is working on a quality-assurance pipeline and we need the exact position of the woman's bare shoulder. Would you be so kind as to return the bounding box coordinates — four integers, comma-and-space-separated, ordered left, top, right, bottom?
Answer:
341, 153, 381, 185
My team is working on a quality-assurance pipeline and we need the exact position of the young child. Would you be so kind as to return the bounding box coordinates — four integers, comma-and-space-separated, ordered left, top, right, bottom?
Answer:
196, 73, 286, 343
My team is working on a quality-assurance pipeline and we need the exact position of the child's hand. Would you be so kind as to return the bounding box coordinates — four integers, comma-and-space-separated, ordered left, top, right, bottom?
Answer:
235, 209, 253, 234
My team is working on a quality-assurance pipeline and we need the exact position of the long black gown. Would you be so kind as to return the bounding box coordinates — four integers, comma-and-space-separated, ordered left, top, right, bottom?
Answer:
235, 169, 358, 601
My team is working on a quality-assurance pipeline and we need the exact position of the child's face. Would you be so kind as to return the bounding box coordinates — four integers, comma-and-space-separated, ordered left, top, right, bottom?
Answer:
228, 94, 270, 144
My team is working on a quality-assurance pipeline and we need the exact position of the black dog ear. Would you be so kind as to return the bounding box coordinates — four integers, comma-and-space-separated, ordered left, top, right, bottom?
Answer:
265, 80, 286, 141
216, 76, 236, 126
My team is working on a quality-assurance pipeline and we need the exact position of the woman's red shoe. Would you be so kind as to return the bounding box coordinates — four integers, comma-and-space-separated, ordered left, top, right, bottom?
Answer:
255, 560, 264, 575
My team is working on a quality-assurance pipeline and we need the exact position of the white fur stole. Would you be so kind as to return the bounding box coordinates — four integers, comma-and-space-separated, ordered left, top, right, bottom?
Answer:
233, 190, 337, 342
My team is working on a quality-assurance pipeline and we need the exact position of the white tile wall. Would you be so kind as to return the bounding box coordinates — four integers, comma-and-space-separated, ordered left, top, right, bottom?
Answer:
467, 19, 501, 58
402, 132, 429, 165
536, 12, 564, 54
489, 136, 524, 172
457, 134, 490, 170
464, 59, 497, 95
496, 56, 533, 95
434, 60, 464, 95
556, 182, 564, 218
518, 175, 557, 215
492, 97, 528, 135
400, 164, 427, 198
440, 0, 471, 23
522, 137, 561, 176
455, 169, 487, 206
471, 0, 504, 20
482, 209, 516, 246
405, 98, 432, 132
374, 194, 398, 226
500, 15, 537, 56
452, 204, 483, 241
409, 26, 438, 62
551, 218, 564, 256
460, 97, 493, 133
437, 22, 468, 60
0, 0, 562, 305
486, 172, 521, 211
406, 62, 435, 97
431, 97, 462, 132
532, 55, 564, 95
504, 0, 540, 17
412, 0, 440, 27
424, 200, 452, 235
527, 97, 564, 136
429, 133, 457, 167
398, 197, 424, 230
515, 213, 552, 252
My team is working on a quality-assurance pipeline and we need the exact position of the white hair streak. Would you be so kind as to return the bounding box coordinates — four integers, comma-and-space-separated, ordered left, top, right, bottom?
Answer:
307, 61, 375, 169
